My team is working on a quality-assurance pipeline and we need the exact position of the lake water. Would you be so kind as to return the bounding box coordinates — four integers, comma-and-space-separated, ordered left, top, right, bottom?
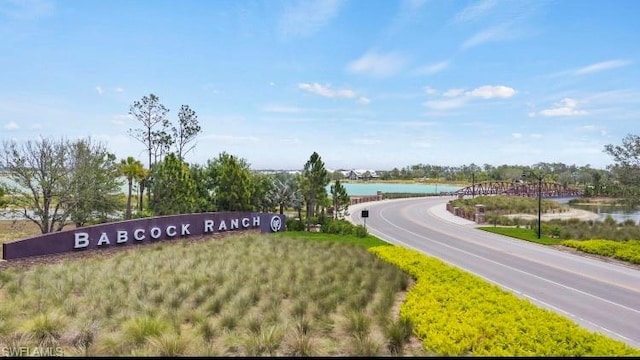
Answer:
333, 182, 462, 196
569, 204, 640, 224
552, 197, 639, 224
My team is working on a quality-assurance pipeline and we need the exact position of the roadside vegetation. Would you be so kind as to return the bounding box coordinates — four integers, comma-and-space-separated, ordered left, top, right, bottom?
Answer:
0, 233, 422, 356
370, 245, 639, 356
450, 195, 568, 222
3, 229, 638, 356
561, 240, 640, 264
479, 224, 640, 265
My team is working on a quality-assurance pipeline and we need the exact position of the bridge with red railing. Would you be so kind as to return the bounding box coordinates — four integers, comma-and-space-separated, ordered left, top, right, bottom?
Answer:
454, 181, 583, 198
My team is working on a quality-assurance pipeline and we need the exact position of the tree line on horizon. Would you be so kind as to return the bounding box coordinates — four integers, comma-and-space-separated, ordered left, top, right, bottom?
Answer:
0, 94, 349, 234
0, 92, 638, 233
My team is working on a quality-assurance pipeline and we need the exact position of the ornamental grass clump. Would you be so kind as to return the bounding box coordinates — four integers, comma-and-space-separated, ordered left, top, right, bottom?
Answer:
0, 234, 415, 356
122, 316, 170, 346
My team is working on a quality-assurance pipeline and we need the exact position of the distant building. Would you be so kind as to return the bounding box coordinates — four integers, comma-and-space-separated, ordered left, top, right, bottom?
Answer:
346, 169, 379, 180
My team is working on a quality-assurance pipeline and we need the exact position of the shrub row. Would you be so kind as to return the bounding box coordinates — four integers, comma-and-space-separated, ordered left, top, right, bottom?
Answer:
321, 219, 367, 237
450, 196, 566, 217
561, 239, 640, 264
369, 245, 639, 356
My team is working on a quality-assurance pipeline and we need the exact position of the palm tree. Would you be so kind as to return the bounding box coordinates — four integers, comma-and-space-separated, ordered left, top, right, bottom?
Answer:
119, 156, 144, 219
137, 168, 150, 212
270, 173, 300, 215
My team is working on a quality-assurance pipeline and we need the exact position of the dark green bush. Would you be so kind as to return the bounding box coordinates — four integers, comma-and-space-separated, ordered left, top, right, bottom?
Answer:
286, 218, 306, 231
354, 225, 368, 238
321, 219, 368, 237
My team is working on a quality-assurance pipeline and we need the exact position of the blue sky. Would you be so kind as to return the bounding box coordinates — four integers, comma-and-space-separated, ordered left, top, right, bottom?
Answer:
1, 0, 639, 170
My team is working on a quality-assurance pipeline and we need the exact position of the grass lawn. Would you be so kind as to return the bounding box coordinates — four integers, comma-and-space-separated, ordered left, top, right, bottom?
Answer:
271, 231, 390, 249
478, 226, 563, 245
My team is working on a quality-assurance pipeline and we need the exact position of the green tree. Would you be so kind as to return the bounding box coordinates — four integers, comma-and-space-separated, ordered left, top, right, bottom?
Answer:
119, 156, 145, 219
128, 93, 170, 207
604, 134, 640, 205
301, 152, 329, 231
137, 168, 150, 212
1, 138, 69, 233
128, 93, 170, 170
151, 153, 197, 215
1, 137, 121, 233
250, 173, 276, 212
209, 152, 253, 211
604, 134, 640, 186
330, 179, 350, 219
271, 173, 299, 215
65, 139, 123, 227
0, 185, 7, 208
172, 105, 202, 161
189, 163, 214, 212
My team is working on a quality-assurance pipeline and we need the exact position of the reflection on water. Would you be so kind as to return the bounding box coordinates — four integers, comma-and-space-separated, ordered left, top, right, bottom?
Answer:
551, 197, 640, 224
570, 204, 640, 225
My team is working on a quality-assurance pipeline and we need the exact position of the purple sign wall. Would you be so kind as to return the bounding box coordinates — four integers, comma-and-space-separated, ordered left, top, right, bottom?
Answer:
2, 212, 286, 261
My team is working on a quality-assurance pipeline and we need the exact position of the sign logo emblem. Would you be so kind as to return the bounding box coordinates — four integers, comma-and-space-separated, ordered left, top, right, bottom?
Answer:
270, 216, 282, 232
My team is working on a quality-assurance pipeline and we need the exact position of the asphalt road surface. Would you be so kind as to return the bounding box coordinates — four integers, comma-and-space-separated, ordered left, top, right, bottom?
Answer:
347, 196, 640, 349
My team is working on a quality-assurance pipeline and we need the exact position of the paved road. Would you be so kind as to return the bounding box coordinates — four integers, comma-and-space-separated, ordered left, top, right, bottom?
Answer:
347, 197, 640, 349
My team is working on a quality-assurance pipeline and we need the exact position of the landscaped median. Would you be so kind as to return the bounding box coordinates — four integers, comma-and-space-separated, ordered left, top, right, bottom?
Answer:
369, 245, 640, 356
561, 239, 640, 264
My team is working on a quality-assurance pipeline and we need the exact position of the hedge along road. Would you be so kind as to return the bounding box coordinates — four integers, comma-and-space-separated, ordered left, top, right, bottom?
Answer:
347, 196, 640, 349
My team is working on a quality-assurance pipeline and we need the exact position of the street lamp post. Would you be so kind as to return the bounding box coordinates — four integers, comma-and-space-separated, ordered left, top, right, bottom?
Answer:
536, 176, 541, 239
472, 172, 475, 199
523, 173, 543, 239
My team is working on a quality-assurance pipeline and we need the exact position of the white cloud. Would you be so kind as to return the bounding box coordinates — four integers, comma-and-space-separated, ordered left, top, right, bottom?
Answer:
574, 60, 632, 75
424, 86, 438, 95
357, 97, 371, 105
539, 98, 588, 117
424, 97, 468, 110
4, 121, 19, 130
346, 51, 407, 77
512, 133, 522, 139
468, 85, 516, 99
443, 88, 466, 97
115, 87, 124, 93
415, 60, 449, 75
461, 24, 511, 49
298, 83, 356, 99
279, 0, 343, 38
453, 0, 498, 23
96, 86, 104, 95
423, 84, 516, 111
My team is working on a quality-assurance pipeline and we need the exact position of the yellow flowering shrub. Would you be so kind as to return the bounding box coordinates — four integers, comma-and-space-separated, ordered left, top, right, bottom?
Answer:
562, 239, 640, 264
369, 245, 639, 356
